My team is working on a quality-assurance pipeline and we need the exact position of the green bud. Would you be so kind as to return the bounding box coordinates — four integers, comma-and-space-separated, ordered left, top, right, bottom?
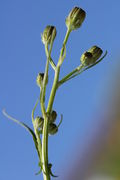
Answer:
80, 46, 103, 66
36, 73, 48, 87
80, 51, 93, 66
65, 7, 86, 31
48, 123, 58, 135
41, 25, 57, 45
36, 73, 44, 87
49, 110, 57, 123
88, 46, 103, 62
35, 116, 44, 129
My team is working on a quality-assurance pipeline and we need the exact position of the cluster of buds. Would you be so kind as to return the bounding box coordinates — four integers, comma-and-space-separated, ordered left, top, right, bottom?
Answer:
65, 7, 86, 31
34, 110, 58, 135
80, 46, 103, 66
48, 110, 58, 135
3, 6, 107, 180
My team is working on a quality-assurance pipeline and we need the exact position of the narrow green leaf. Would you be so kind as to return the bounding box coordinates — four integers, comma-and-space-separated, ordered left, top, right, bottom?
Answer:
2, 109, 38, 153
32, 99, 39, 121
35, 161, 43, 175
57, 114, 63, 128
35, 169, 42, 176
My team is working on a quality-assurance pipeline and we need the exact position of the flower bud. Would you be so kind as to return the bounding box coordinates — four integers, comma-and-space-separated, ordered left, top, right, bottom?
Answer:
49, 110, 57, 123
65, 7, 86, 31
41, 25, 57, 45
80, 46, 103, 66
88, 46, 103, 62
36, 73, 44, 87
80, 51, 93, 66
36, 73, 48, 87
35, 116, 44, 129
48, 123, 58, 135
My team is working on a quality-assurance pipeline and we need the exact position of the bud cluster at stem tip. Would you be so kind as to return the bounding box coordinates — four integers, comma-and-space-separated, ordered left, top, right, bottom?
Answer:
41, 25, 57, 45
65, 7, 86, 31
80, 46, 103, 66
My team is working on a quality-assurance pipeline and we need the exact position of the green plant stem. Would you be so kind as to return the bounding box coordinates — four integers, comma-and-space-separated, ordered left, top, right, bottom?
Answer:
58, 51, 108, 87
47, 66, 60, 113
32, 100, 42, 164
41, 44, 49, 103
41, 29, 71, 180
34, 128, 42, 161
58, 28, 71, 66
47, 28, 71, 112
40, 45, 50, 180
49, 57, 56, 70
41, 41, 55, 180
41, 67, 60, 180
42, 114, 50, 180
58, 64, 83, 87
62, 28, 71, 50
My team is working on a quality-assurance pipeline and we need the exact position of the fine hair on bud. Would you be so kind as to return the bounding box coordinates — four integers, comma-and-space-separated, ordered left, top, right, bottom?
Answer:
66, 7, 86, 31
41, 25, 57, 45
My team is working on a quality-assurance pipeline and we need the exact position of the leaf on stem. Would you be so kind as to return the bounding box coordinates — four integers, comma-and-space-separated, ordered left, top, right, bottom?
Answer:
2, 109, 38, 153
57, 114, 63, 128
32, 99, 39, 121
35, 169, 42, 176
35, 162, 42, 175
48, 163, 58, 178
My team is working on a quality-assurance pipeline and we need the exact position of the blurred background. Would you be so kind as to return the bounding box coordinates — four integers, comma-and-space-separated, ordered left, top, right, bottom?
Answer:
0, 0, 120, 180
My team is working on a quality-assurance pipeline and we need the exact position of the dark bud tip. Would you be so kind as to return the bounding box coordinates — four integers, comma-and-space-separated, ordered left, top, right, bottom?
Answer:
49, 110, 57, 123
48, 123, 58, 135
36, 73, 44, 87
80, 46, 103, 66
41, 25, 57, 45
65, 7, 86, 31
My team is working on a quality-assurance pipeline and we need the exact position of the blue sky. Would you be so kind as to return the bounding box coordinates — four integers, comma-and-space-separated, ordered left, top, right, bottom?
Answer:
0, 0, 120, 180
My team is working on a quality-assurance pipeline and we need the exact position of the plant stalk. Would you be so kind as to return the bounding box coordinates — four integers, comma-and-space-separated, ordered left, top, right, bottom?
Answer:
41, 29, 71, 180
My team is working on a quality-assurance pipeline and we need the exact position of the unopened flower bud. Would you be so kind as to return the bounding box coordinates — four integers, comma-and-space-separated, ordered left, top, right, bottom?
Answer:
35, 116, 44, 129
80, 51, 93, 66
80, 46, 103, 66
49, 110, 57, 123
48, 123, 58, 135
36, 73, 48, 87
88, 46, 103, 62
66, 7, 86, 31
41, 25, 57, 45
36, 73, 44, 87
